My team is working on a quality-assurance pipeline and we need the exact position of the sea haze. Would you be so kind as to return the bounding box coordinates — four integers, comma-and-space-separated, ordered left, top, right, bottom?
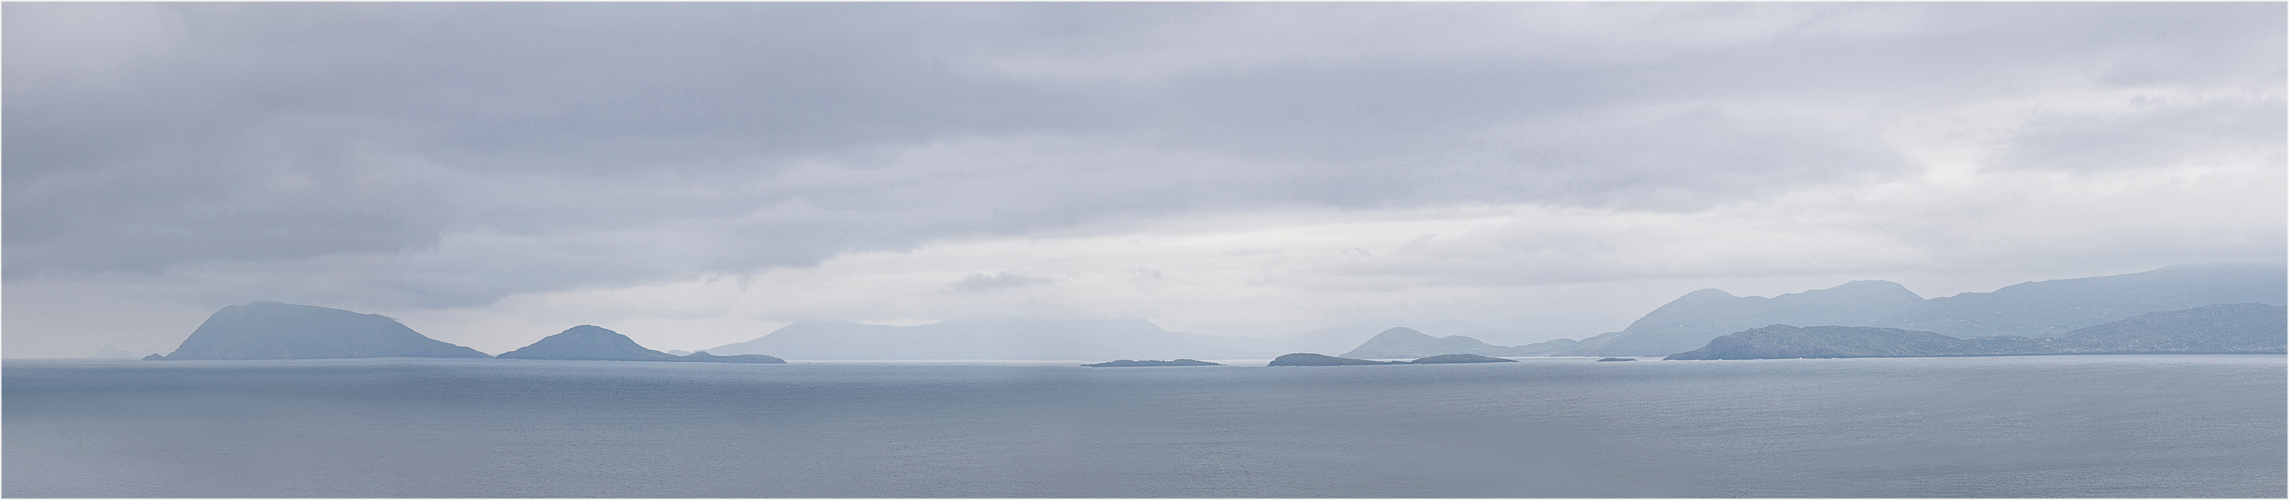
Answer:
5, 356, 2283, 497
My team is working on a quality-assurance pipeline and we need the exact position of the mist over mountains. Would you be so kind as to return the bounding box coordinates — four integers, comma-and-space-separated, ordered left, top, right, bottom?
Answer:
703, 264, 2280, 360
499, 325, 786, 363
1269, 320, 1551, 357
1338, 328, 1577, 359
702, 317, 1273, 360
700, 318, 1555, 361
1571, 264, 2285, 356
1666, 303, 2288, 360
135, 264, 2283, 362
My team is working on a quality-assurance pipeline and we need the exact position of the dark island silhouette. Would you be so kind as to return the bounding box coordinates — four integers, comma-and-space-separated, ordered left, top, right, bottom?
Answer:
498, 325, 785, 363
678, 351, 787, 364
1269, 353, 1404, 366
1666, 303, 2287, 360
1407, 354, 1516, 364
144, 301, 787, 363
1596, 357, 1637, 362
1083, 359, 1223, 367
147, 301, 488, 360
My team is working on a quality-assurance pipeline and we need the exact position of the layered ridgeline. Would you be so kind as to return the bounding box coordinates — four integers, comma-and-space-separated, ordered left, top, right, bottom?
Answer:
1566, 264, 2284, 356
1339, 327, 1577, 359
1271, 320, 1552, 358
149, 301, 488, 360
1666, 303, 2288, 360
705, 317, 1274, 360
499, 325, 784, 363
1083, 359, 1223, 367
1267, 353, 1517, 366
709, 318, 1563, 361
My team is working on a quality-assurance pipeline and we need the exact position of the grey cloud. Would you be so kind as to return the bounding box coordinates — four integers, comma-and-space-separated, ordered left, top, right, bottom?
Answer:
945, 272, 1051, 294
3, 2, 2280, 313
1996, 97, 2287, 172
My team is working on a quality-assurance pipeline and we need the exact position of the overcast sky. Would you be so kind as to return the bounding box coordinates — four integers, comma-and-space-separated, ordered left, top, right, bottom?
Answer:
6, 3, 2283, 357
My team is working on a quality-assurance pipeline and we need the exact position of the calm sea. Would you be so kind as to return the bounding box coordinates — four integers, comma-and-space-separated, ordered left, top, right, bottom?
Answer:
5, 355, 2283, 497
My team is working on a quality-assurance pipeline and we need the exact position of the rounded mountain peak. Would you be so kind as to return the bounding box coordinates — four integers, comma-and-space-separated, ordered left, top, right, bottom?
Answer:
496, 325, 679, 361
1677, 288, 1738, 301
1374, 327, 1428, 337
1799, 280, 1924, 302
157, 301, 488, 360
556, 325, 621, 337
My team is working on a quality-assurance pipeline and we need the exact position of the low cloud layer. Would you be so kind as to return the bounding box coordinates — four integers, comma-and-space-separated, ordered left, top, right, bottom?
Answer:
5, 3, 2282, 356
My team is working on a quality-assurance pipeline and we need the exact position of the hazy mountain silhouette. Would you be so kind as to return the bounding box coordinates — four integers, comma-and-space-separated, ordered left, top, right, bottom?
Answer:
1271, 320, 1546, 356
1584, 280, 1927, 357
1267, 353, 1403, 366
705, 317, 1268, 360
1083, 359, 1223, 367
499, 325, 786, 363
674, 351, 787, 364
708, 318, 1574, 361
1269, 352, 1525, 366
1407, 354, 1518, 364
151, 301, 489, 360
1666, 303, 2287, 360
1578, 264, 2285, 356
1894, 265, 2287, 337
1664, 325, 1990, 360
2036, 303, 2288, 354
690, 265, 2277, 360
1339, 327, 1574, 359
87, 345, 138, 359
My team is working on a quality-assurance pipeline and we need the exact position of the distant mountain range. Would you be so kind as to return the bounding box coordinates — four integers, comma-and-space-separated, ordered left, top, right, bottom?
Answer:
1666, 303, 2287, 360
1083, 359, 1223, 367
704, 317, 1274, 360
140, 264, 2283, 363
1568, 264, 2284, 356
1266, 352, 1517, 366
701, 319, 1561, 361
1268, 320, 1551, 357
1338, 327, 1576, 359
147, 302, 783, 363
703, 265, 2279, 360
499, 325, 784, 363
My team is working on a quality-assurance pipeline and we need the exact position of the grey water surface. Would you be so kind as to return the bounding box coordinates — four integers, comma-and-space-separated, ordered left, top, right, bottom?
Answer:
5, 355, 2282, 497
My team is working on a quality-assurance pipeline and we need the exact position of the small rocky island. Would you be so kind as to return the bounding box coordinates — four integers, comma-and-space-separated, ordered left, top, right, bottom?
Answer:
1597, 357, 1637, 362
1083, 359, 1223, 367
1268, 353, 1405, 366
1407, 354, 1516, 364
678, 351, 789, 364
